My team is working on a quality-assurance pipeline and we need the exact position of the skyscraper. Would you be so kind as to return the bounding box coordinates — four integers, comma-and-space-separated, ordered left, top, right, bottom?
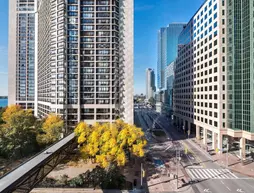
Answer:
165, 61, 175, 112
146, 68, 155, 100
227, 0, 254, 153
173, 0, 254, 157
174, 0, 227, 153
157, 23, 186, 89
34, 0, 133, 128
8, 0, 37, 109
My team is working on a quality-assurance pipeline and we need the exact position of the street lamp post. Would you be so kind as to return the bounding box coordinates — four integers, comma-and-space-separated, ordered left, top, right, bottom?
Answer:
176, 147, 178, 189
175, 147, 180, 189
226, 143, 229, 168
141, 163, 143, 188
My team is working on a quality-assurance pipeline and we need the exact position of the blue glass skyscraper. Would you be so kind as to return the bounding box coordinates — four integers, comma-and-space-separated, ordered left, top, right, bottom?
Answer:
157, 23, 186, 89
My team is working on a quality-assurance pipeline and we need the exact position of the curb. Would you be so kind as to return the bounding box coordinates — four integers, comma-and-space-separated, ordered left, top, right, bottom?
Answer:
216, 162, 254, 178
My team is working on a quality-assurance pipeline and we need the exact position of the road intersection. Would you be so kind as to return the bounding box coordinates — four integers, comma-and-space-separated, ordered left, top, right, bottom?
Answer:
135, 108, 254, 193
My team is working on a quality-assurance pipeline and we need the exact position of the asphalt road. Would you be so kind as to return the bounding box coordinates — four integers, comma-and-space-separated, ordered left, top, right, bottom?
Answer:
136, 108, 254, 193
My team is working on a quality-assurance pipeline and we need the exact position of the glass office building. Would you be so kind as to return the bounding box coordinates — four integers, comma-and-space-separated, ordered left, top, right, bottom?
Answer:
157, 23, 186, 89
227, 0, 254, 133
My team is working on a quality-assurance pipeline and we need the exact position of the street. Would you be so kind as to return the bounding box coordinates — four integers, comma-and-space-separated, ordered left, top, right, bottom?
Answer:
135, 108, 254, 193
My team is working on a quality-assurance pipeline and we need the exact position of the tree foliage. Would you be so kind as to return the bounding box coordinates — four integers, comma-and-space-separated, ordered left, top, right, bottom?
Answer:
75, 120, 147, 168
36, 114, 64, 146
148, 97, 156, 106
0, 107, 6, 124
0, 105, 37, 158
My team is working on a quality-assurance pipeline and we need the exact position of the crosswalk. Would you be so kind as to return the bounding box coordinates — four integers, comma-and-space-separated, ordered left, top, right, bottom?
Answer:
186, 168, 238, 180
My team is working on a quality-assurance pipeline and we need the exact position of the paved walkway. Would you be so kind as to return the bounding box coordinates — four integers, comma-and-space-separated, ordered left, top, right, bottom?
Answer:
136, 110, 193, 192
194, 139, 254, 177
32, 188, 144, 193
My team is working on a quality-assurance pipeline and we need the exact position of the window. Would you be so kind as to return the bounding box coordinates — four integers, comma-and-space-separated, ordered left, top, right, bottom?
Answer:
214, 13, 217, 19
214, 4, 217, 10
214, 21, 217, 28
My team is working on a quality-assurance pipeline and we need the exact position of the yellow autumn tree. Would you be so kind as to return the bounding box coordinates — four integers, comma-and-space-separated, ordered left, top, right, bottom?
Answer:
36, 114, 64, 146
0, 105, 37, 158
74, 120, 147, 168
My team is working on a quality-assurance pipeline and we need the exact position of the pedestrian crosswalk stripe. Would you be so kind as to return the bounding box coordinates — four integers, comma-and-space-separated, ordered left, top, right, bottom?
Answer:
202, 169, 212, 178
191, 169, 200, 179
186, 169, 238, 180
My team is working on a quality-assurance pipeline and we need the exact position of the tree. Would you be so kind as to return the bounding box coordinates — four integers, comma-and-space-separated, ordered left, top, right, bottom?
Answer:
0, 105, 37, 158
36, 114, 64, 146
148, 97, 156, 106
0, 107, 6, 124
75, 120, 147, 168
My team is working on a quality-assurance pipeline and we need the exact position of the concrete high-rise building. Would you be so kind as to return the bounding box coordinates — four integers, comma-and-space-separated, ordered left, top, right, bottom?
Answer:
173, 0, 254, 158
34, 0, 133, 128
146, 68, 155, 100
8, 0, 37, 109
157, 23, 186, 89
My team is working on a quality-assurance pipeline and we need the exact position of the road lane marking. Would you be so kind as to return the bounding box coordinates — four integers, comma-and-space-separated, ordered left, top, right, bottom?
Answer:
187, 169, 196, 179
218, 169, 227, 179
225, 169, 238, 178
208, 169, 218, 178
192, 169, 203, 179
220, 180, 225, 184
197, 169, 207, 179
226, 186, 231, 191
202, 168, 212, 178
186, 169, 239, 180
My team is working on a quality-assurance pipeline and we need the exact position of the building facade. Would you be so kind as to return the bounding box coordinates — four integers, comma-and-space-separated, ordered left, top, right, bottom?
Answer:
174, 0, 254, 158
146, 68, 155, 100
35, 0, 133, 129
226, 0, 254, 153
166, 61, 175, 113
157, 23, 186, 89
8, 0, 37, 109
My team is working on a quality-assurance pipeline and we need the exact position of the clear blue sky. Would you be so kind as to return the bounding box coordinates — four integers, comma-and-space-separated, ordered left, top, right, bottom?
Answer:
0, 0, 203, 96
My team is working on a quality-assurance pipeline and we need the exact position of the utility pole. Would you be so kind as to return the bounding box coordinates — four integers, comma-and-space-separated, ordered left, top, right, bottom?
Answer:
141, 163, 143, 188
176, 147, 180, 189
226, 143, 229, 168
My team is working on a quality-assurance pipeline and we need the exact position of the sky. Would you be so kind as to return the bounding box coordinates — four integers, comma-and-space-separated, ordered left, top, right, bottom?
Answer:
0, 0, 203, 96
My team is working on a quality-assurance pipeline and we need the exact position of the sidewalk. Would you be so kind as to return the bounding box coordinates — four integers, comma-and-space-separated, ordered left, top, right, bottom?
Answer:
194, 139, 254, 177
144, 134, 192, 192
212, 152, 254, 177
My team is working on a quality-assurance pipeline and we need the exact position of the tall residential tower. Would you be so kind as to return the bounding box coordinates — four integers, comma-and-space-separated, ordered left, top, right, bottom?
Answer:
35, 0, 133, 128
8, 0, 37, 109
